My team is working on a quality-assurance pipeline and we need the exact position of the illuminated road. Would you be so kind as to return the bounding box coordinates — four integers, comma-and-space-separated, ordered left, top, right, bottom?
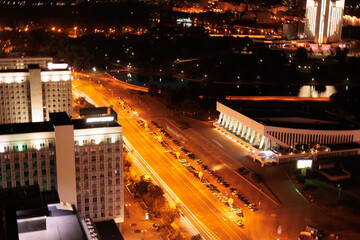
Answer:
73, 71, 360, 240
73, 74, 260, 239
74, 72, 352, 240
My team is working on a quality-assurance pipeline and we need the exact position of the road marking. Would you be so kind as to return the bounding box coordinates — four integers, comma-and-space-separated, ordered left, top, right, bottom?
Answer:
165, 123, 187, 141
211, 140, 224, 149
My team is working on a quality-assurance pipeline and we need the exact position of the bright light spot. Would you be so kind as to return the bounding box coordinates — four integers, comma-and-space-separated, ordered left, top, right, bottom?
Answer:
86, 116, 114, 123
47, 62, 68, 70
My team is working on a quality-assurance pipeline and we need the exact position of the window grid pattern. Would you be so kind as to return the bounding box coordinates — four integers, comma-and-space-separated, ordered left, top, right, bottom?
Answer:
75, 134, 123, 222
42, 80, 72, 120
0, 81, 31, 124
0, 139, 56, 191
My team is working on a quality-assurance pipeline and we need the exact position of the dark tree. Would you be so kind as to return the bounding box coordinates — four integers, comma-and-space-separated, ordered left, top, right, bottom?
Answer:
295, 47, 308, 61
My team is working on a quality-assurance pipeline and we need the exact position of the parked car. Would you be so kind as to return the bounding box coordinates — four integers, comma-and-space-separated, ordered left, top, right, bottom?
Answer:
234, 219, 243, 227
248, 203, 258, 212
182, 162, 191, 167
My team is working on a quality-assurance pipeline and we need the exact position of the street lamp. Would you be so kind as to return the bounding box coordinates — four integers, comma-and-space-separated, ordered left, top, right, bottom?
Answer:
125, 203, 131, 218
141, 229, 147, 240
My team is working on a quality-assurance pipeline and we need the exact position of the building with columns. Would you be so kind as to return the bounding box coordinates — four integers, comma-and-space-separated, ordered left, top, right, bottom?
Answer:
304, 0, 345, 44
215, 101, 360, 162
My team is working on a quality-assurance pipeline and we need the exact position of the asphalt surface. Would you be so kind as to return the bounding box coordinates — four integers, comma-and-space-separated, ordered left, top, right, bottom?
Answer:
73, 71, 360, 240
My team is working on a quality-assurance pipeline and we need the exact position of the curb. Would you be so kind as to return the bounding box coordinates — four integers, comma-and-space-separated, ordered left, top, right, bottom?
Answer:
234, 171, 281, 206
285, 171, 310, 204
285, 170, 322, 210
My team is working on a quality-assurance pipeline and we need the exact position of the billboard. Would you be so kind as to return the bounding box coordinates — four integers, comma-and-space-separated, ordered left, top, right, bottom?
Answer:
297, 159, 313, 169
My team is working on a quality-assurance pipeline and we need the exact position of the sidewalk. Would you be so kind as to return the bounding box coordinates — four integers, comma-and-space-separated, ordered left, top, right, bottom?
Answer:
121, 189, 165, 240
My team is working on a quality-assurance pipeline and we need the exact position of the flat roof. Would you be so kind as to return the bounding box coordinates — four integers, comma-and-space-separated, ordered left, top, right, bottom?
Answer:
72, 118, 121, 130
220, 100, 360, 130
0, 122, 54, 136
18, 204, 86, 240
0, 112, 121, 136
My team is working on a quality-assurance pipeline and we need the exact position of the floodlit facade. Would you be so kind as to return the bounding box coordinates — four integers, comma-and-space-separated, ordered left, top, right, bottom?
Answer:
0, 112, 124, 223
0, 57, 53, 70
0, 58, 72, 124
215, 102, 360, 151
305, 0, 345, 44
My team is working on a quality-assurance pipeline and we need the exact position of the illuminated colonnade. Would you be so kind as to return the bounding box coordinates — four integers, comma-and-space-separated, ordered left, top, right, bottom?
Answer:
217, 111, 270, 150
216, 102, 360, 151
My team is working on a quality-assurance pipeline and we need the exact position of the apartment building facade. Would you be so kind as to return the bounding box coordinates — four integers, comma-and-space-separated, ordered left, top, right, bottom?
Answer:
0, 111, 124, 223
0, 58, 72, 124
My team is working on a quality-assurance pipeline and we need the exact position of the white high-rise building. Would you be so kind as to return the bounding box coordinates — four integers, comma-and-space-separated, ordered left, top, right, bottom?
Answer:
0, 58, 72, 124
0, 57, 53, 70
0, 110, 124, 223
305, 0, 345, 44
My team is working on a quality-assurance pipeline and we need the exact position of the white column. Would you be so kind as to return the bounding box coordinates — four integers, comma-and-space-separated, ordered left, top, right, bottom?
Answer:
246, 128, 251, 140
241, 126, 247, 137
254, 133, 260, 146
218, 112, 223, 124
237, 123, 242, 135
221, 115, 227, 125
232, 121, 238, 132
225, 117, 231, 128
259, 136, 266, 149
229, 119, 234, 131
250, 131, 256, 144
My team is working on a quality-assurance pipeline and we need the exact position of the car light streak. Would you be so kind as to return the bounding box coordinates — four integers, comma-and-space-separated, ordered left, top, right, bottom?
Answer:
124, 138, 219, 240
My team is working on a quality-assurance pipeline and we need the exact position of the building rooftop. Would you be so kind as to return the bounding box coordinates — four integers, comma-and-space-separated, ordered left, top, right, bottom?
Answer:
73, 118, 121, 130
220, 100, 360, 130
49, 112, 73, 126
0, 109, 121, 136
0, 122, 54, 136
18, 204, 86, 240
0, 186, 86, 240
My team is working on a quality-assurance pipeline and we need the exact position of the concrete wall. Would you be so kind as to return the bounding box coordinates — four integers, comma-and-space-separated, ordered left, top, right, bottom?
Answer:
55, 124, 77, 206
29, 68, 44, 122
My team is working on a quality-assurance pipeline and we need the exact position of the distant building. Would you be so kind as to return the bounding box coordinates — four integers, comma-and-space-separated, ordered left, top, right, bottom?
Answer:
217, 1, 246, 12
256, 11, 273, 24
296, 0, 306, 9
283, 23, 294, 39
271, 5, 289, 14
0, 109, 124, 223
0, 57, 53, 70
305, 0, 345, 44
0, 58, 72, 124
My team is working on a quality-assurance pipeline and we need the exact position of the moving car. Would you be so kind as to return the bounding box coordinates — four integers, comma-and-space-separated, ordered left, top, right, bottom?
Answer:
234, 219, 244, 227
